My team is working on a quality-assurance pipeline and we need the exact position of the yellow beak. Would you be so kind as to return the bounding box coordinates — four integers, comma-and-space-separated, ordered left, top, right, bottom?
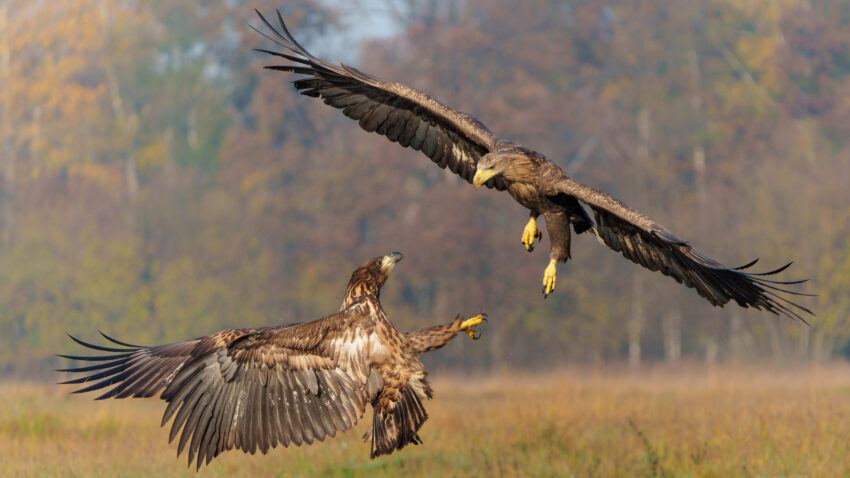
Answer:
473, 169, 497, 189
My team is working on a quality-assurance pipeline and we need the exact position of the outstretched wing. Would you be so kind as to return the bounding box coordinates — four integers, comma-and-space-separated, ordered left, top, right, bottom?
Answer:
253, 10, 509, 190
59, 308, 373, 469
550, 176, 813, 322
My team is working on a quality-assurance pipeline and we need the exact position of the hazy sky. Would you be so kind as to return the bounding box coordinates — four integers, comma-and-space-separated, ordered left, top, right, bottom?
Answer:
317, 0, 404, 61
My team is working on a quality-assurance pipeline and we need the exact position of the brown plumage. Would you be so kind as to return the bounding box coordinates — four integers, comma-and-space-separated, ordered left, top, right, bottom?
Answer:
59, 252, 486, 468
253, 10, 812, 321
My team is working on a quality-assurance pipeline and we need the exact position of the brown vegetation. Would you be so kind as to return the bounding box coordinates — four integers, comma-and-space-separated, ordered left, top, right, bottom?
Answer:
7, 365, 850, 476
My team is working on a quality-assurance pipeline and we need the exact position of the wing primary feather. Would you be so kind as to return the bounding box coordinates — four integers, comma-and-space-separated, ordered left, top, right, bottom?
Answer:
265, 379, 283, 448
176, 385, 212, 459
732, 258, 760, 271
283, 371, 308, 445
192, 381, 225, 469
249, 371, 264, 454
163, 371, 204, 428
205, 384, 231, 462
745, 261, 793, 276
275, 9, 317, 60
259, 371, 273, 453
299, 381, 325, 441
170, 379, 209, 444
215, 385, 239, 453
111, 357, 168, 398
68, 370, 132, 397
56, 357, 130, 373
58, 352, 134, 362
66, 334, 132, 353
96, 331, 145, 348
311, 387, 336, 438
266, 379, 284, 448
248, 23, 287, 50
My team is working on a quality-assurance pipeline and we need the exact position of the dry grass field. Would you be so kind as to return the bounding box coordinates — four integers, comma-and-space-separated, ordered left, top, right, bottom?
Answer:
4, 364, 850, 477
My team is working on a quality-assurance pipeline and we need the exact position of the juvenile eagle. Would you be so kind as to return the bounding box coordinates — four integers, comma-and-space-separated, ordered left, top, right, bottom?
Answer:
253, 10, 812, 321
59, 252, 486, 468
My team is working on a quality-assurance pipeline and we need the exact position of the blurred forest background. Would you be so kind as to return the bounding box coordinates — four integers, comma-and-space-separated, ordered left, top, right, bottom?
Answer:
1, 0, 847, 377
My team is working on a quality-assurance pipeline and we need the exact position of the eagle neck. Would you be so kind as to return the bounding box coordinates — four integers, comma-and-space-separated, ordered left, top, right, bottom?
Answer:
341, 291, 380, 311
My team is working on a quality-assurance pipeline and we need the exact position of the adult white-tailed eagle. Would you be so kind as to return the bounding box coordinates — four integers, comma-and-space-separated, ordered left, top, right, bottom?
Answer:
253, 10, 812, 321
59, 252, 486, 468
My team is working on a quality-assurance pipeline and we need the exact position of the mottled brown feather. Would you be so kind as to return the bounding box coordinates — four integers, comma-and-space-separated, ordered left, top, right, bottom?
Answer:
550, 174, 812, 322
254, 11, 509, 191
60, 254, 481, 467
252, 10, 811, 319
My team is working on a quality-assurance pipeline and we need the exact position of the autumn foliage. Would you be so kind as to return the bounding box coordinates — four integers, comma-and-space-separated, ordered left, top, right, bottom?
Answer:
1, 0, 847, 376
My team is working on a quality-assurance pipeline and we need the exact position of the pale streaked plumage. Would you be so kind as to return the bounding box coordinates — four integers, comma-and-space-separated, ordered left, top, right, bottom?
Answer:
59, 252, 486, 468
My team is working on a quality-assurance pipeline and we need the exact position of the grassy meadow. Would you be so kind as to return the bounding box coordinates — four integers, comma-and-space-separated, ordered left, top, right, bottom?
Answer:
4, 365, 850, 477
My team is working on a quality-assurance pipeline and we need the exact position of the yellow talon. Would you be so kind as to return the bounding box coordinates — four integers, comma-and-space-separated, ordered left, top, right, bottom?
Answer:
459, 314, 487, 339
521, 217, 541, 252
542, 259, 557, 297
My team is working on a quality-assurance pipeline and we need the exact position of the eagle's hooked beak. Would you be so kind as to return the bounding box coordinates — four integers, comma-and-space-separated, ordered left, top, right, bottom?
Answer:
473, 168, 497, 189
381, 251, 403, 269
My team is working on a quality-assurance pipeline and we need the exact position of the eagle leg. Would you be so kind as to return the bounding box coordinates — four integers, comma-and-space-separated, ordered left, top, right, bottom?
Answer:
542, 258, 557, 297
458, 314, 488, 340
521, 217, 542, 252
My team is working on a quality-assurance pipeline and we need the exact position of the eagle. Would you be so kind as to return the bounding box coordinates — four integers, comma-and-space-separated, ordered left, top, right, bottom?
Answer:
252, 10, 812, 321
59, 252, 486, 469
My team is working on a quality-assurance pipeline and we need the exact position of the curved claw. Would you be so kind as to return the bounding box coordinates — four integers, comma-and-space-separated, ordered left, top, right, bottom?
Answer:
542, 260, 557, 298
522, 218, 541, 252
460, 313, 488, 340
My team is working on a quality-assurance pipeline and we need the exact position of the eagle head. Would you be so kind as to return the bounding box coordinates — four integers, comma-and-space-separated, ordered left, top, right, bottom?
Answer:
473, 152, 512, 188
344, 252, 403, 303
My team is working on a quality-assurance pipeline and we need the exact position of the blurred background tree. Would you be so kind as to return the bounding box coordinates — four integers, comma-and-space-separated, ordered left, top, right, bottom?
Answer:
1, 0, 845, 376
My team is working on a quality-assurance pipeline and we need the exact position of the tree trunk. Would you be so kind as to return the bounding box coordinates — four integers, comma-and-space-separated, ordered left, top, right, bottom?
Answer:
97, 0, 138, 201
767, 319, 784, 366
662, 309, 682, 363
688, 49, 708, 211
0, 2, 14, 248
628, 107, 651, 369
728, 312, 747, 360
797, 325, 810, 362
704, 338, 718, 364
629, 273, 644, 369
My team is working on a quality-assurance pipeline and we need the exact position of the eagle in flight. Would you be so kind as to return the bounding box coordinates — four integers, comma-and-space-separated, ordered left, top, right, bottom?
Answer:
253, 10, 812, 321
59, 252, 486, 468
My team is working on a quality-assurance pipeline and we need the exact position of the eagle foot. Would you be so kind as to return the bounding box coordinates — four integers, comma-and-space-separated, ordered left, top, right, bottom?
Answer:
542, 260, 557, 298
459, 314, 487, 340
521, 217, 542, 252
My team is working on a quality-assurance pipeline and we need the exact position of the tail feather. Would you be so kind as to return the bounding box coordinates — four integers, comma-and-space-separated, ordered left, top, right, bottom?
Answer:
369, 385, 428, 458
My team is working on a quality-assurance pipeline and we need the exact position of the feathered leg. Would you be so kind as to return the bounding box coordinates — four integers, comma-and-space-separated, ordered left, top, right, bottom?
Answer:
542, 211, 572, 298
404, 314, 487, 355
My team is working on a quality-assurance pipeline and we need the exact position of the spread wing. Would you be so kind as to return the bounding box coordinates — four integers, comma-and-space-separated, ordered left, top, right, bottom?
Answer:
252, 10, 509, 190
59, 308, 374, 469
551, 176, 813, 322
